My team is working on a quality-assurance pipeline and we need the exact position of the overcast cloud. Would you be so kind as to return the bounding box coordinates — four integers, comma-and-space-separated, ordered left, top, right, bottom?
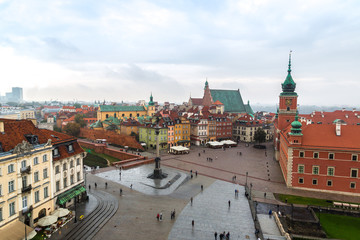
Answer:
0, 0, 359, 106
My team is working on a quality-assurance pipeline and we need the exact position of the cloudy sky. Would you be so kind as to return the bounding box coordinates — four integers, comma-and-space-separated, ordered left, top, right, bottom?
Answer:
0, 0, 359, 106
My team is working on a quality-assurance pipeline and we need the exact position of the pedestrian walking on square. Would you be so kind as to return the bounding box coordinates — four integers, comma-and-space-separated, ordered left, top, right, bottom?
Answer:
170, 211, 173, 219
191, 174, 193, 179
130, 184, 133, 189
95, 182, 97, 188
198, 153, 201, 157
89, 184, 91, 190
195, 171, 198, 177
173, 209, 176, 218
191, 197, 193, 205
160, 212, 163, 221
203, 149, 205, 153
156, 213, 160, 221
214, 231, 218, 239
201, 185, 203, 191
228, 200, 231, 208
120, 188, 123, 195
191, 220, 194, 227
226, 232, 230, 239
105, 182, 108, 189
264, 192, 266, 198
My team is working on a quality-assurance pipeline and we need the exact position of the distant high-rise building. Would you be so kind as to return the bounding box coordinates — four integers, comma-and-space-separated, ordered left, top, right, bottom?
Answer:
0, 87, 23, 103
12, 87, 23, 102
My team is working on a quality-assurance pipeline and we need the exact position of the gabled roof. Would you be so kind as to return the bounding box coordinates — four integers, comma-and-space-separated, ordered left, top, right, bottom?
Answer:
190, 98, 203, 105
210, 89, 247, 113
99, 105, 146, 112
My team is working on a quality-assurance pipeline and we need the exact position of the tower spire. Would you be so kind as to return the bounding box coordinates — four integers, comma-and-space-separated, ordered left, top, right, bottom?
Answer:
288, 50, 292, 74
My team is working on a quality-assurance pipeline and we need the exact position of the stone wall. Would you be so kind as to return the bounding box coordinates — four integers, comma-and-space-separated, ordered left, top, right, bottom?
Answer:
78, 139, 146, 162
79, 128, 143, 150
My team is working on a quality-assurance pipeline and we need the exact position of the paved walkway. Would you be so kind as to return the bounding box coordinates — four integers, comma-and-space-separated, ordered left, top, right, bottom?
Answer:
168, 180, 255, 240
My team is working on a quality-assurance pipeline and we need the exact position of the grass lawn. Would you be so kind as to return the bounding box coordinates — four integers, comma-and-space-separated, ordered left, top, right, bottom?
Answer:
83, 151, 108, 168
82, 148, 121, 164
315, 213, 360, 240
274, 193, 333, 207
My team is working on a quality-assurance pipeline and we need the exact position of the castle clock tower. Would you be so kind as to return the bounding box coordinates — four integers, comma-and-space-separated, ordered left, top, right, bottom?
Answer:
277, 51, 298, 131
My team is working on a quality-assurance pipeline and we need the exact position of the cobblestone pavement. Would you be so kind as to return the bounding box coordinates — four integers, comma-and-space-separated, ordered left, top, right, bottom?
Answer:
160, 142, 360, 203
168, 180, 255, 240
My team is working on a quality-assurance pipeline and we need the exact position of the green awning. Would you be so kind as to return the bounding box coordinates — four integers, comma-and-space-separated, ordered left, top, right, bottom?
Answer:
57, 185, 86, 205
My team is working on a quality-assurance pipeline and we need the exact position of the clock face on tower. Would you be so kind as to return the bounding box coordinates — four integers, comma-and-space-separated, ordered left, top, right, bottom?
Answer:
285, 99, 292, 106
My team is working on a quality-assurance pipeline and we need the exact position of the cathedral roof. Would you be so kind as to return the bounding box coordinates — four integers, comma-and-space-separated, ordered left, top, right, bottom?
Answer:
210, 89, 250, 113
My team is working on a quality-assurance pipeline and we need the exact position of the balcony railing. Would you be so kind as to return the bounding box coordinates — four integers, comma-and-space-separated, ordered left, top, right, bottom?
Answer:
20, 166, 31, 174
22, 184, 32, 193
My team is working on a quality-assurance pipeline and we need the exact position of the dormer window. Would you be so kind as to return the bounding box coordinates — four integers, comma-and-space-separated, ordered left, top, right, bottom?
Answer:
68, 144, 74, 153
53, 148, 59, 157
25, 134, 39, 144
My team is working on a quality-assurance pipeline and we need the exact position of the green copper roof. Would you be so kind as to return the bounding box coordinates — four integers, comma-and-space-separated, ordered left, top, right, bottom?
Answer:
149, 93, 154, 106
281, 51, 297, 96
290, 112, 303, 135
90, 120, 103, 128
103, 116, 121, 125
204, 79, 209, 90
210, 89, 251, 113
244, 101, 254, 115
100, 105, 146, 112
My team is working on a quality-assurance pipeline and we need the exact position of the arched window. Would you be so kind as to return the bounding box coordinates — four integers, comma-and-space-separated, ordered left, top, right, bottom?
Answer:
38, 208, 46, 219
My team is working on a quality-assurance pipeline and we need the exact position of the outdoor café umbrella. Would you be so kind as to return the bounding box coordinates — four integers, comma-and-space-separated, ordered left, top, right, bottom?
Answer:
51, 208, 70, 218
37, 215, 58, 227
22, 229, 37, 240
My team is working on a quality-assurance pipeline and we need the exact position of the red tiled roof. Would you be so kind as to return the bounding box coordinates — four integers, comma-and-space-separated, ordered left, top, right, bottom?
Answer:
0, 119, 84, 159
284, 123, 360, 150
300, 110, 360, 125
213, 100, 223, 105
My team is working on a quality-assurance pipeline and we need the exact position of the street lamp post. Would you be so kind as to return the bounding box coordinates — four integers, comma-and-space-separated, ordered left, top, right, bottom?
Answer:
24, 212, 31, 240
249, 183, 253, 200
74, 196, 77, 223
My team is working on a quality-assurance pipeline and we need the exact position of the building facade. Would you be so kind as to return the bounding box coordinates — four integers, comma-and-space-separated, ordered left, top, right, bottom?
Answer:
274, 53, 360, 196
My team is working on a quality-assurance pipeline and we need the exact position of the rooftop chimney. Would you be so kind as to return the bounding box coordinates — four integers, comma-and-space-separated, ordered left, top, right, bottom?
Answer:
0, 121, 4, 133
336, 122, 341, 136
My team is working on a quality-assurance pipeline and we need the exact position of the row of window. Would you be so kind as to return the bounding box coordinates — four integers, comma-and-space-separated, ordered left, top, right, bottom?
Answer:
0, 186, 49, 221
6, 155, 48, 174
299, 151, 358, 161
298, 178, 357, 189
55, 172, 81, 191
298, 165, 358, 178
55, 158, 81, 174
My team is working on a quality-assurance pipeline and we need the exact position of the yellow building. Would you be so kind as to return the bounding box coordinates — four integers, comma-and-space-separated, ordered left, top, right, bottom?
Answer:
174, 116, 190, 147
97, 94, 156, 121
0, 118, 85, 237
120, 119, 141, 136
0, 119, 54, 231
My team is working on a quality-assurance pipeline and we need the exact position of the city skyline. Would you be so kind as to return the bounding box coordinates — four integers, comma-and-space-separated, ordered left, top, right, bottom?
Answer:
0, 0, 359, 106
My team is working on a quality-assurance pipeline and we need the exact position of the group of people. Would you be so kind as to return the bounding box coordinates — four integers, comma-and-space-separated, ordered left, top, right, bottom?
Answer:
214, 231, 230, 239
206, 157, 214, 162
236, 151, 242, 155
156, 209, 176, 221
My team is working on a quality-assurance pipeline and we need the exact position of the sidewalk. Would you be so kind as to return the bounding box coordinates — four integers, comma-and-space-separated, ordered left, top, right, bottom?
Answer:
50, 194, 98, 240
